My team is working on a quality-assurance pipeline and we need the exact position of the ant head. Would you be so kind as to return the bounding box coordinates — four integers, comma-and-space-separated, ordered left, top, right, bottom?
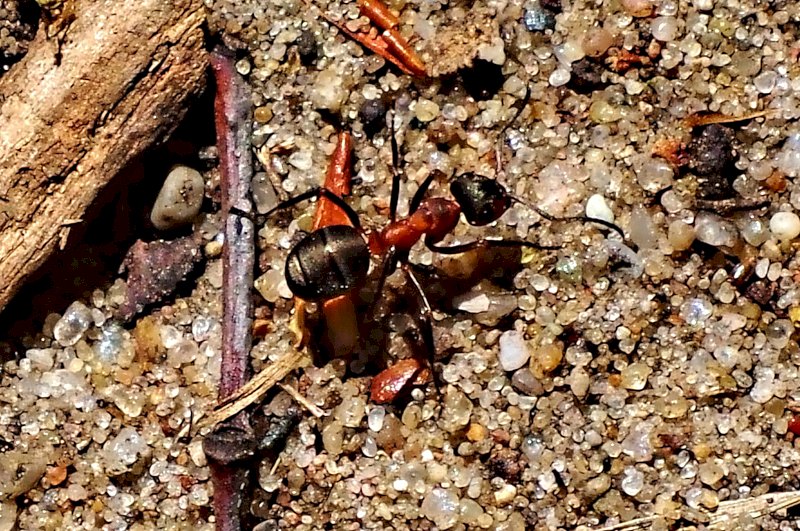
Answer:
450, 173, 513, 226
285, 225, 370, 302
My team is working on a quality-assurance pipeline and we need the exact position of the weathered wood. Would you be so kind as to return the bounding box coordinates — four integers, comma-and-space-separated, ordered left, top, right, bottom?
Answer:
0, 0, 207, 312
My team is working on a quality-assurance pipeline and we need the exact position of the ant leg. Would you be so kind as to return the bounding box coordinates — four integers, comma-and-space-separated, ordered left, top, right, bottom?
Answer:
426, 237, 560, 255
264, 187, 362, 229
389, 114, 401, 222
401, 263, 441, 394
408, 170, 439, 214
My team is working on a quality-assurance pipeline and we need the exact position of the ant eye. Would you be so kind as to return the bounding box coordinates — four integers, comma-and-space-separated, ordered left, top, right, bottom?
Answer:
450, 173, 512, 226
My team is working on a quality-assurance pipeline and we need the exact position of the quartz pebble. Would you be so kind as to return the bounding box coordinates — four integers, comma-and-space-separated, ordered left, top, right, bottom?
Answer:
585, 194, 614, 224
498, 330, 531, 371
769, 212, 800, 241
150, 165, 204, 231
53, 302, 93, 347
651, 16, 678, 41
421, 488, 460, 529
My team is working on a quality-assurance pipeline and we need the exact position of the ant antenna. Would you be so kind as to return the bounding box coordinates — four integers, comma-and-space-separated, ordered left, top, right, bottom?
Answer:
509, 195, 626, 240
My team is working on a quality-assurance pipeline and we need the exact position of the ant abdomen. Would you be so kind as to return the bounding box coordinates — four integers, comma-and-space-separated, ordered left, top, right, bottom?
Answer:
450, 173, 513, 226
285, 225, 371, 302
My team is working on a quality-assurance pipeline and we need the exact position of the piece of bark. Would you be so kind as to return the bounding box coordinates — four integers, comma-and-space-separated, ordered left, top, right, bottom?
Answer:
0, 0, 207, 313
115, 234, 204, 322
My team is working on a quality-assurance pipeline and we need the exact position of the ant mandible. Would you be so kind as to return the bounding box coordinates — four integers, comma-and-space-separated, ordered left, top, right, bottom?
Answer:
264, 118, 624, 395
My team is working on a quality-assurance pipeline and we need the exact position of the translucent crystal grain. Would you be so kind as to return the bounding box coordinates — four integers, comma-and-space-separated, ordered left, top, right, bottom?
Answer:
54, 302, 93, 347
421, 488, 460, 529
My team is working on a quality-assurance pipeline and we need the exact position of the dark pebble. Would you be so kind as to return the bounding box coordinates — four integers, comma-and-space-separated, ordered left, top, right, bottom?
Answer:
296, 29, 318, 65
568, 58, 606, 93
745, 280, 774, 306
359, 97, 388, 137
487, 447, 522, 482
689, 124, 737, 199
460, 59, 505, 101
523, 7, 556, 32
539, 0, 562, 12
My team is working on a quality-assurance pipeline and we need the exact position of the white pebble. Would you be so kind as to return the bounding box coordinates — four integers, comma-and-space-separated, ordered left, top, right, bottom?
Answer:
549, 68, 571, 87
498, 330, 531, 372
585, 194, 614, 224
421, 488, 460, 530
477, 37, 506, 65
150, 166, 204, 231
651, 16, 678, 41
769, 212, 800, 241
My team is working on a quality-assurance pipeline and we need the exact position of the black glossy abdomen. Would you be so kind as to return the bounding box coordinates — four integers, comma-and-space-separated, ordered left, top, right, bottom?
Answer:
285, 225, 370, 302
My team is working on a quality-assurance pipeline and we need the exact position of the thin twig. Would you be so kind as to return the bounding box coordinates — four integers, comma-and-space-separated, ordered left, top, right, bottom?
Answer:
583, 490, 800, 531
207, 46, 255, 531
197, 348, 307, 430
279, 382, 327, 418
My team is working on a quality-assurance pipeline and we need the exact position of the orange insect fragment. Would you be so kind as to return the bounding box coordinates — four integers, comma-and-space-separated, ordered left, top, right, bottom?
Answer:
323, 0, 426, 77
370, 358, 431, 403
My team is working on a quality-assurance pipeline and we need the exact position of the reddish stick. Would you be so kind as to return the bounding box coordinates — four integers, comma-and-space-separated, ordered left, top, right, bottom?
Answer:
209, 47, 255, 531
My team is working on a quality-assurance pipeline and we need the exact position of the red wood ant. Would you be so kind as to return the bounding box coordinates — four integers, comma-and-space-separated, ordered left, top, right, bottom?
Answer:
264, 124, 624, 397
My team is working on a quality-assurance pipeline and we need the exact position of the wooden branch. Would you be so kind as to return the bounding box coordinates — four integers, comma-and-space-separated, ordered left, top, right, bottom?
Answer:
0, 0, 207, 313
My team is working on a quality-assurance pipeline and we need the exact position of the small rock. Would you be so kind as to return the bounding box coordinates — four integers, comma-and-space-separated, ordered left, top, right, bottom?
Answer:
488, 448, 522, 482
689, 124, 737, 199
651, 16, 679, 42
568, 58, 606, 93
769, 212, 800, 241
694, 212, 738, 247
116, 235, 204, 322
582, 27, 614, 58
296, 29, 317, 64
53, 301, 93, 347
150, 166, 204, 231
498, 330, 531, 371
288, 150, 313, 171
621, 466, 644, 496
493, 483, 517, 505
252, 172, 278, 214
414, 98, 440, 122
698, 461, 724, 485
586, 194, 614, 224
310, 67, 346, 111
530, 341, 563, 378
523, 7, 556, 32
466, 423, 488, 442
421, 488, 460, 530
620, 363, 651, 390
360, 97, 387, 136
440, 387, 473, 432
668, 220, 695, 251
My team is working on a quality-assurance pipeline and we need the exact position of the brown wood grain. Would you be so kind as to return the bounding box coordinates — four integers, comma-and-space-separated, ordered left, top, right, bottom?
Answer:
0, 0, 207, 312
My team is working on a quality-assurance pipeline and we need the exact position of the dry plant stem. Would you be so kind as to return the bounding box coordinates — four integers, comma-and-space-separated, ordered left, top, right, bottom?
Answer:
0, 0, 206, 313
197, 348, 306, 430
210, 48, 255, 531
